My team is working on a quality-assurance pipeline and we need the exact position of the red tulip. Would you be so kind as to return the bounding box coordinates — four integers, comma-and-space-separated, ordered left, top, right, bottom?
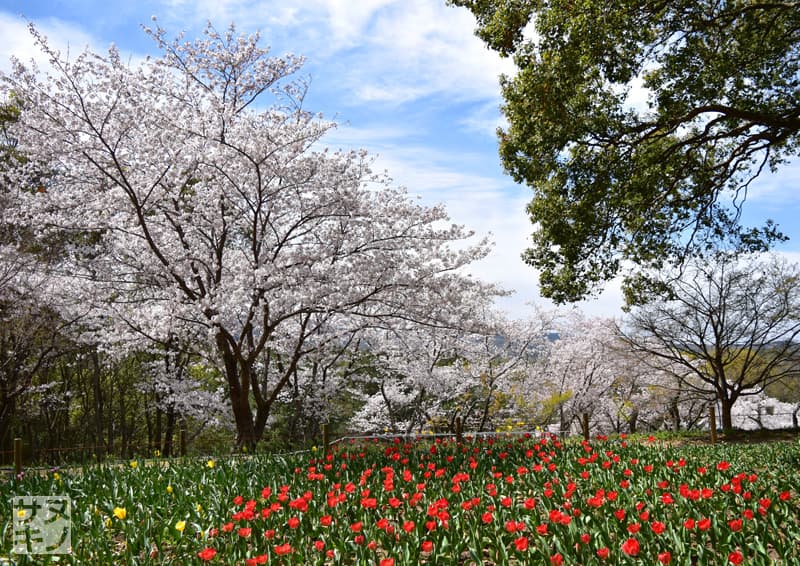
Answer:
621, 538, 640, 556
197, 548, 217, 562
273, 543, 292, 556
650, 521, 666, 535
728, 551, 744, 564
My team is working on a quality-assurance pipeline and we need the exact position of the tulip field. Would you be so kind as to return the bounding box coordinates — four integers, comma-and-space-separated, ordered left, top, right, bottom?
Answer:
2, 433, 799, 564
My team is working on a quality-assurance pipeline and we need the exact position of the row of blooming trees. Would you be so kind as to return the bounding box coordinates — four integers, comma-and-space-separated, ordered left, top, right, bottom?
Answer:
363, 254, 800, 437
2, 22, 799, 458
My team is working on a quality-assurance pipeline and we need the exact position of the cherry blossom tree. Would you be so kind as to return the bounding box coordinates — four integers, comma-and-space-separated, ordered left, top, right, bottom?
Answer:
534, 314, 621, 435
0, 260, 72, 449
626, 356, 715, 432
135, 343, 231, 457
262, 323, 379, 445
595, 343, 687, 434
451, 310, 556, 432
2, 23, 498, 449
349, 308, 554, 434
349, 315, 482, 434
1, 101, 78, 450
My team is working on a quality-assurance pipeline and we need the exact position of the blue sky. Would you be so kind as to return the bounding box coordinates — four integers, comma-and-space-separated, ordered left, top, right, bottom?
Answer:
2, 0, 799, 319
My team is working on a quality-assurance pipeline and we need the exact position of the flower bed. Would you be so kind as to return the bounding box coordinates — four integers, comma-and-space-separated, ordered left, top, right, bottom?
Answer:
2, 434, 799, 564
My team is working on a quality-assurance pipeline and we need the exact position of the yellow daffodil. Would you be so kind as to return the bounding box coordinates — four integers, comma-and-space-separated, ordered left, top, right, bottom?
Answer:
17, 509, 27, 519
113, 507, 127, 520
206, 459, 215, 469
166, 485, 173, 494
129, 460, 138, 469
175, 520, 186, 533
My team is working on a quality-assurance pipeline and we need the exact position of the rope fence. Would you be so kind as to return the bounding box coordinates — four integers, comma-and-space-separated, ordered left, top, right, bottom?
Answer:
0, 431, 191, 468
1, 426, 564, 478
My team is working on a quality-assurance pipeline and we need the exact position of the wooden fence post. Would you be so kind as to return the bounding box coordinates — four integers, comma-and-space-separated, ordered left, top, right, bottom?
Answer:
455, 416, 463, 444
322, 424, 330, 458
709, 405, 717, 444
14, 437, 22, 476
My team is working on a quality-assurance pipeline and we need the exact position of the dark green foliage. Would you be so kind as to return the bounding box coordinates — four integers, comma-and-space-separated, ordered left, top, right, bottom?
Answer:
449, 0, 800, 302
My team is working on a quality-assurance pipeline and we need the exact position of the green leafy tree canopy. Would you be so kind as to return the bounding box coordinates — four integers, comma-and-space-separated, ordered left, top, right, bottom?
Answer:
450, 0, 799, 302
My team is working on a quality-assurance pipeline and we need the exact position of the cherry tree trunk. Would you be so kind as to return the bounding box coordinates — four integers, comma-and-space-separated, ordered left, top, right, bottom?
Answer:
216, 332, 257, 451
229, 380, 257, 451
628, 409, 638, 434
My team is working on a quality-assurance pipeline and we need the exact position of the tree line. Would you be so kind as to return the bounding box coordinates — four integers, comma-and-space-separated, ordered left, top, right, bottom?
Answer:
2, 17, 800, 462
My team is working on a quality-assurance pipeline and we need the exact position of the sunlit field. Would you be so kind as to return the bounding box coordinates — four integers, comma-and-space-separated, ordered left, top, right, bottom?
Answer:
2, 433, 799, 565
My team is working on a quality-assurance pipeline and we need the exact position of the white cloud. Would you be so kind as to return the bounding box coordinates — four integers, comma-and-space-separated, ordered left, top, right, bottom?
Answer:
315, 0, 397, 49
354, 0, 515, 104
329, 137, 505, 209
622, 70, 654, 114
355, 83, 429, 104
743, 159, 800, 206
457, 100, 507, 138
157, 0, 395, 50
158, 0, 258, 28
0, 13, 100, 74
151, 0, 514, 106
